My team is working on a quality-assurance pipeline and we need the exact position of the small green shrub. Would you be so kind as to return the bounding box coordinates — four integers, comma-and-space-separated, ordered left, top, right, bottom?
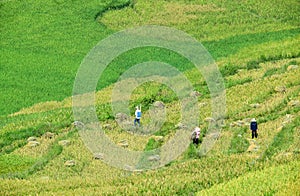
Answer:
263, 67, 281, 77
96, 103, 114, 121
263, 63, 289, 78
286, 60, 298, 65
225, 77, 253, 88
247, 53, 300, 71
129, 83, 178, 116
184, 143, 199, 159
246, 60, 261, 70
144, 138, 163, 151
220, 64, 240, 77
259, 53, 300, 62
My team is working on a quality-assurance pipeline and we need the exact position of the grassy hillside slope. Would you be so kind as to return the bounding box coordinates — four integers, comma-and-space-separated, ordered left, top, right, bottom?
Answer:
0, 0, 299, 195
0, 58, 299, 194
1, 0, 299, 116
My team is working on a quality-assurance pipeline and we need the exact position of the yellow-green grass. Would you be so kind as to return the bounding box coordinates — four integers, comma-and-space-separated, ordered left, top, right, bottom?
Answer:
1, 0, 300, 194
1, 57, 299, 194
197, 159, 300, 196
100, 0, 299, 41
100, 0, 300, 64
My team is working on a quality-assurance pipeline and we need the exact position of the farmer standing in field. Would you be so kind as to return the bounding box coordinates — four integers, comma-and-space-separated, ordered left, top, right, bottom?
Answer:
250, 118, 258, 139
191, 126, 201, 145
134, 105, 142, 126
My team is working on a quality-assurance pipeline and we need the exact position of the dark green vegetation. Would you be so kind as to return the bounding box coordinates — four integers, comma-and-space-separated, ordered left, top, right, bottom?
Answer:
0, 0, 130, 116
0, 0, 300, 194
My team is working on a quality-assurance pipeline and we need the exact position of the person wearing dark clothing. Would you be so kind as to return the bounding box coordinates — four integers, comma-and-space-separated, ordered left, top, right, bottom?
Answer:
250, 118, 258, 139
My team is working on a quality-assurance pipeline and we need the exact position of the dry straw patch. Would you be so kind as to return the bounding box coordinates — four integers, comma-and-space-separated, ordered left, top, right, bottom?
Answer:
106, 130, 150, 151
165, 3, 224, 13
150, 3, 224, 25
209, 131, 234, 155
10, 101, 63, 116
277, 178, 300, 196
13, 137, 55, 158
10, 97, 72, 116
101, 1, 225, 29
